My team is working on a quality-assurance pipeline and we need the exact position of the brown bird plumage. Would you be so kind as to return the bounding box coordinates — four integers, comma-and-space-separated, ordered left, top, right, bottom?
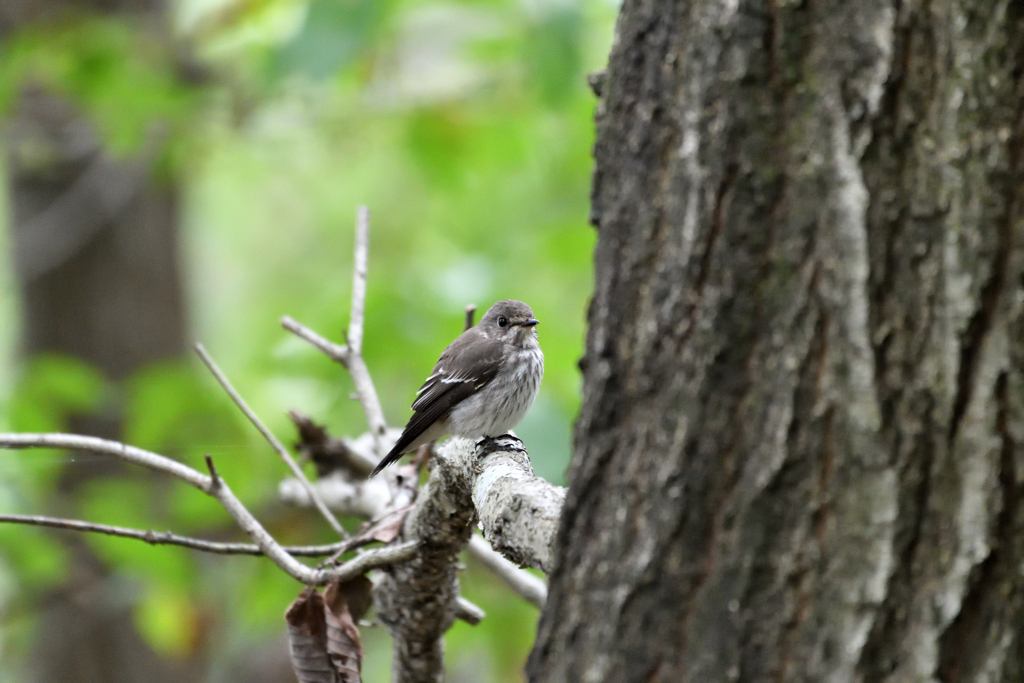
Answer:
369, 300, 543, 477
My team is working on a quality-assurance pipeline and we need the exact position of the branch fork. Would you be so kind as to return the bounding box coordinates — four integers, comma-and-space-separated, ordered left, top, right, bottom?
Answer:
1, 206, 566, 683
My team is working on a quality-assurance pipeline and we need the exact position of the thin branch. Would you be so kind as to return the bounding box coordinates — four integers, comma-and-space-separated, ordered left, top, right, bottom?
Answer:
280, 209, 388, 459
0, 432, 211, 491
194, 344, 348, 540
464, 304, 477, 332
204, 453, 221, 489
348, 206, 370, 353
280, 316, 349, 363
454, 597, 485, 625
322, 540, 420, 584
0, 514, 350, 557
467, 534, 546, 608
280, 317, 389, 459
0, 433, 413, 585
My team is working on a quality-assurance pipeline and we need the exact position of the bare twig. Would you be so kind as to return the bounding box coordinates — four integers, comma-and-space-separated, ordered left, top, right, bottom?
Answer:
463, 304, 477, 332
280, 316, 349, 363
0, 433, 210, 489
204, 453, 221, 489
348, 206, 370, 354
342, 209, 388, 458
322, 540, 421, 584
0, 433, 414, 585
281, 209, 389, 459
281, 316, 389, 460
467, 535, 546, 608
454, 597, 485, 625
194, 343, 348, 540
0, 514, 350, 557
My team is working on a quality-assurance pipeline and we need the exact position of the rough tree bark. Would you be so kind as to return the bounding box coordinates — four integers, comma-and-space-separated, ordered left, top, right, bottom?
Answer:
530, 1, 1024, 682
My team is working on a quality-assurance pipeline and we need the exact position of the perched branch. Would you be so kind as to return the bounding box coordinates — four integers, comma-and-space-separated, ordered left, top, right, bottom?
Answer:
369, 437, 563, 679
471, 436, 565, 572
283, 433, 555, 609
0, 434, 414, 585
0, 514, 350, 557
463, 304, 477, 332
194, 343, 348, 540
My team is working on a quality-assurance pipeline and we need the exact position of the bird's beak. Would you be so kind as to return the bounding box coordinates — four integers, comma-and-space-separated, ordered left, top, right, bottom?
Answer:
521, 318, 540, 327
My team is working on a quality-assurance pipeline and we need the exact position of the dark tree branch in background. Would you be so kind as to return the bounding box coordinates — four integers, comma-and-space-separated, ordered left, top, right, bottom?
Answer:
288, 411, 376, 478
464, 304, 477, 332
14, 141, 158, 282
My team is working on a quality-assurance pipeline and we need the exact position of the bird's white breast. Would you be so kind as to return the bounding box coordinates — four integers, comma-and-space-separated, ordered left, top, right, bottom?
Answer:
448, 345, 544, 438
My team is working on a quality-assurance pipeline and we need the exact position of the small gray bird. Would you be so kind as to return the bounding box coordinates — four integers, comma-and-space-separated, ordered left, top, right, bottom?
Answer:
369, 300, 544, 477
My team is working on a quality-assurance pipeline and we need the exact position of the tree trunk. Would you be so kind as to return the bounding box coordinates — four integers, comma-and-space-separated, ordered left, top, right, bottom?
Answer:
4, 3, 192, 681
530, 1, 1024, 682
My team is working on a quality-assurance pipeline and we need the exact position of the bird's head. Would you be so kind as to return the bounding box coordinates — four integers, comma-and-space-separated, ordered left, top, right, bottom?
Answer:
479, 300, 539, 348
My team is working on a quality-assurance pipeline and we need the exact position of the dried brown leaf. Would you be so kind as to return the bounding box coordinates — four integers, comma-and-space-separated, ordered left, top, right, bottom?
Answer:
285, 587, 337, 683
336, 506, 411, 555
324, 577, 372, 683
358, 507, 409, 546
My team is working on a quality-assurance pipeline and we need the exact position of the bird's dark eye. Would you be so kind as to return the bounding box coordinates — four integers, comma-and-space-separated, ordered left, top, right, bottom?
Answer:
498, 317, 508, 328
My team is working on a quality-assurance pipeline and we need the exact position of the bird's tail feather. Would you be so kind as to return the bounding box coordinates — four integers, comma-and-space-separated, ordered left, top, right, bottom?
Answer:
368, 445, 406, 478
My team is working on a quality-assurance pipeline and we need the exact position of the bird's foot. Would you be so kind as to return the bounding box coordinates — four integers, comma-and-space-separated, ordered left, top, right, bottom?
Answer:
476, 434, 526, 458
476, 435, 503, 458
495, 433, 525, 452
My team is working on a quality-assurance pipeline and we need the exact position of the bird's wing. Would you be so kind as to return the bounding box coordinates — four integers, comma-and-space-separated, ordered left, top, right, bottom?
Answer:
369, 330, 504, 477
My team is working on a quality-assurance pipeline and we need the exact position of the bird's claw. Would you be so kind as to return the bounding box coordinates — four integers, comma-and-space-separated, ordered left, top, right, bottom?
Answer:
475, 434, 526, 458
476, 436, 502, 458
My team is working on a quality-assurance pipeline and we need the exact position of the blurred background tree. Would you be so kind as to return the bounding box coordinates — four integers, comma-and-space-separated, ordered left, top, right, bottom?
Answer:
0, 0, 617, 680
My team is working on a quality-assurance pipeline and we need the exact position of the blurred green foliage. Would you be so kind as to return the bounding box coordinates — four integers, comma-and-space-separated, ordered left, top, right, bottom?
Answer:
0, 0, 616, 679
